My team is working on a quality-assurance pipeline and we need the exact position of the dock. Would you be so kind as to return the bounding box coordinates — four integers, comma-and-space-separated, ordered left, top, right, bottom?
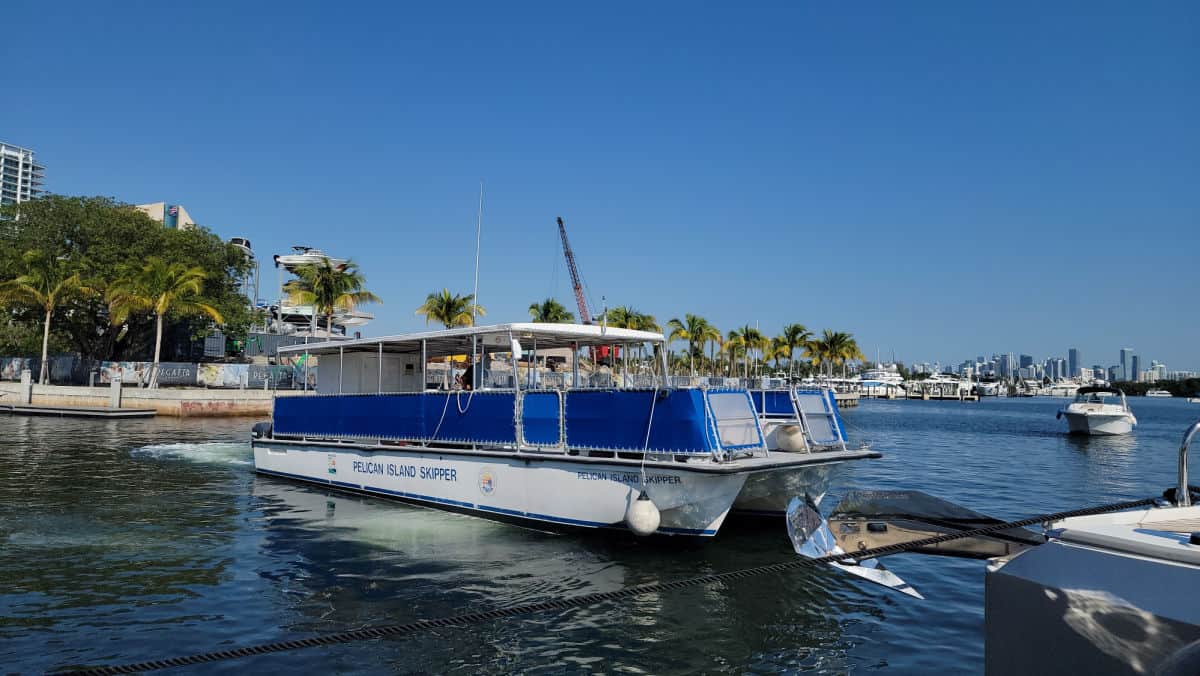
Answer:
1, 404, 157, 418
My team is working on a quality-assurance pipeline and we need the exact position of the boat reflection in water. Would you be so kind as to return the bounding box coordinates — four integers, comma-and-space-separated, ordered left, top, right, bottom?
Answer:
249, 475, 882, 673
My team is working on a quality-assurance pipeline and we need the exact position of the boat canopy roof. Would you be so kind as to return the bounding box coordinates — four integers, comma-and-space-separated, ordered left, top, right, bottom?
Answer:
277, 322, 665, 358
1078, 385, 1122, 395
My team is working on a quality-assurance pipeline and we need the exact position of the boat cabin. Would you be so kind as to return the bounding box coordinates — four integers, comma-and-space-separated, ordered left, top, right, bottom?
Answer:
271, 323, 773, 461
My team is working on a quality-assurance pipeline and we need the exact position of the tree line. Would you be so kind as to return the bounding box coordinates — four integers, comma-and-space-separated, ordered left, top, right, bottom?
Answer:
414, 291, 864, 379
0, 196, 251, 386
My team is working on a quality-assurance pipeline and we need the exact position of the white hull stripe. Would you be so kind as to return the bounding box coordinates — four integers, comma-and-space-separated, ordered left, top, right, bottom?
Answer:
256, 467, 718, 536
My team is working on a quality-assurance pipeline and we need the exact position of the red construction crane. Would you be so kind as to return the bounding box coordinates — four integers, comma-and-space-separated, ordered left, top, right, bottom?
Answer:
556, 216, 592, 325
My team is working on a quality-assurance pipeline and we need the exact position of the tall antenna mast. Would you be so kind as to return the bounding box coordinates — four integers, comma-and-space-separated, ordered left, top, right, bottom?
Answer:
472, 181, 483, 323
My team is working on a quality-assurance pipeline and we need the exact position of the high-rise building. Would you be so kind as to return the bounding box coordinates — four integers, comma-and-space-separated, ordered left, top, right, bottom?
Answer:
1107, 365, 1121, 382
136, 202, 196, 229
1130, 355, 1141, 383
1119, 348, 1133, 381
1068, 348, 1080, 378
0, 141, 44, 206
1019, 354, 1033, 369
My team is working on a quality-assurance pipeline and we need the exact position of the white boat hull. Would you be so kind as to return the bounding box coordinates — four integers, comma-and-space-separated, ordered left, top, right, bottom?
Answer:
986, 505, 1200, 674
253, 440, 869, 536
1060, 411, 1135, 435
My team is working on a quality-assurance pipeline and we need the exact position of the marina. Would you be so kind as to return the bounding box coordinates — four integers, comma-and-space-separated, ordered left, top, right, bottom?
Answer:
2, 3, 1195, 673
4, 397, 1198, 673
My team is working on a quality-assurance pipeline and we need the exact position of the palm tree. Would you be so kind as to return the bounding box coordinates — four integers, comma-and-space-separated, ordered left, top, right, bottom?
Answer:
837, 333, 866, 376
698, 322, 722, 377
767, 336, 791, 371
779, 323, 812, 380
528, 298, 575, 323
804, 330, 864, 376
0, 250, 91, 384
284, 258, 381, 336
723, 330, 746, 377
415, 289, 485, 328
107, 257, 224, 388
665, 314, 714, 376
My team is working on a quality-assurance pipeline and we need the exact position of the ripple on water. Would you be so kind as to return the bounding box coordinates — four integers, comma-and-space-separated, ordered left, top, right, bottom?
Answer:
130, 441, 253, 466
2, 401, 1197, 673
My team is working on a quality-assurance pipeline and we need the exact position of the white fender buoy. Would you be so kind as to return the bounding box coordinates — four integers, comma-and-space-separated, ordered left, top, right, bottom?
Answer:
775, 424, 807, 453
625, 490, 660, 536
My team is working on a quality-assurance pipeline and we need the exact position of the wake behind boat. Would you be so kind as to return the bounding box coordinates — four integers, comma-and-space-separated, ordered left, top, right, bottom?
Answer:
251, 323, 879, 537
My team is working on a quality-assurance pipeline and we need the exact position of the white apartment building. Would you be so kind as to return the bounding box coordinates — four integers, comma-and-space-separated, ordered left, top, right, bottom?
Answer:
0, 141, 44, 205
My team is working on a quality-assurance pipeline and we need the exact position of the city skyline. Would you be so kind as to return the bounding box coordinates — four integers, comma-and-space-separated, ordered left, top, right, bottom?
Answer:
3, 2, 1197, 369
908, 344, 1196, 382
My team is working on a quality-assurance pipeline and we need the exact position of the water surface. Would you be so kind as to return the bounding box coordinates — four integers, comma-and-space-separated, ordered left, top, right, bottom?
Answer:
1, 398, 1196, 673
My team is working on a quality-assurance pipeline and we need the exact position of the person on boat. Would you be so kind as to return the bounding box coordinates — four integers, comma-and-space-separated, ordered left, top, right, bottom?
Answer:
457, 356, 475, 391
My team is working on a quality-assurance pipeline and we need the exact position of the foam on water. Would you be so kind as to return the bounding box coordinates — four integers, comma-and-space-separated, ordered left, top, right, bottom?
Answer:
131, 440, 253, 466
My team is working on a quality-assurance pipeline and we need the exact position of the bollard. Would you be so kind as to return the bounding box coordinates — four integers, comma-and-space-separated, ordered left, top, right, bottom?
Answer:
109, 375, 122, 409
20, 369, 32, 405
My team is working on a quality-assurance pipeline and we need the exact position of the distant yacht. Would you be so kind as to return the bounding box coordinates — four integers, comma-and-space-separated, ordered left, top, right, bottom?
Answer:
975, 379, 1002, 397
1145, 389, 1173, 398
1044, 381, 1080, 398
857, 364, 905, 398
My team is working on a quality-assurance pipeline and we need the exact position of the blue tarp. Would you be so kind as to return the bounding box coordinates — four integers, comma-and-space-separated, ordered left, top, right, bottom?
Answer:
522, 391, 561, 445
273, 389, 720, 453
564, 389, 713, 453
750, 389, 795, 416
273, 392, 516, 444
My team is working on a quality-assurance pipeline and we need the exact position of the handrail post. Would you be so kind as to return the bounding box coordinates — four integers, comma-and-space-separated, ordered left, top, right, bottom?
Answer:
1179, 421, 1199, 507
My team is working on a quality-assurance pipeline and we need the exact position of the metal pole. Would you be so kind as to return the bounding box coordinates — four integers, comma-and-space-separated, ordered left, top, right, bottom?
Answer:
421, 340, 427, 390
472, 181, 483, 325
303, 344, 309, 392
338, 346, 344, 394
660, 341, 669, 388
472, 335, 479, 390
1179, 421, 1199, 507
378, 341, 383, 394
572, 342, 580, 388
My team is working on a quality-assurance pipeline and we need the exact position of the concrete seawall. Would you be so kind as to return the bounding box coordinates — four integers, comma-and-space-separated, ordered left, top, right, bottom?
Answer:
0, 382, 307, 417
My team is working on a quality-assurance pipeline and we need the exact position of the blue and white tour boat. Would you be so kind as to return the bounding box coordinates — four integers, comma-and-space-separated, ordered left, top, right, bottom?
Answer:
251, 323, 879, 537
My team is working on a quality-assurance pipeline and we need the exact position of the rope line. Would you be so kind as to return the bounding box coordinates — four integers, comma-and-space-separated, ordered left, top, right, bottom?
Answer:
54, 495, 1157, 675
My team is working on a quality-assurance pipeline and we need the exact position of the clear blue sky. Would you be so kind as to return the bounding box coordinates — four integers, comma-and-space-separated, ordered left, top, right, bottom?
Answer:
4, 1, 1197, 369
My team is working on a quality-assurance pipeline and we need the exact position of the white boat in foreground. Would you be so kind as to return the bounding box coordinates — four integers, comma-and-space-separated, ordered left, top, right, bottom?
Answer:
1057, 385, 1137, 435
251, 323, 879, 537
790, 420, 1200, 674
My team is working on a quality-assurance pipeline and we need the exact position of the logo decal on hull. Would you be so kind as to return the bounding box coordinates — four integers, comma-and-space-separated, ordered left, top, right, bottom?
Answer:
478, 467, 496, 495
328, 454, 337, 475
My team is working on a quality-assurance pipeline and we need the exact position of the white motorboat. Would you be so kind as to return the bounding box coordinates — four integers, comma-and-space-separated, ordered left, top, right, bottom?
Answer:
251, 323, 880, 537
1044, 381, 1080, 398
975, 380, 1002, 397
905, 373, 972, 400
1146, 389, 1173, 398
858, 365, 906, 399
1057, 385, 1137, 435
273, 246, 347, 270
789, 420, 1200, 674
